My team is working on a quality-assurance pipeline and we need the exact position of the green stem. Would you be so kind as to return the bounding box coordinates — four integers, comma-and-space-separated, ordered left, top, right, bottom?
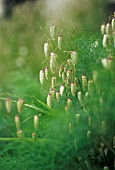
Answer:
0, 138, 56, 143
0, 97, 53, 116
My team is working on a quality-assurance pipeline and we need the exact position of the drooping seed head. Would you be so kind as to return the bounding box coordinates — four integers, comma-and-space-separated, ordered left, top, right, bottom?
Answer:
71, 51, 78, 65
103, 34, 108, 48
34, 115, 39, 130
69, 123, 73, 134
67, 98, 72, 107
47, 93, 52, 108
50, 52, 58, 74
106, 23, 112, 36
101, 24, 105, 35
50, 88, 55, 99
17, 98, 25, 113
58, 35, 62, 49
103, 166, 110, 170
71, 82, 77, 96
56, 91, 60, 102
15, 114, 21, 131
60, 84, 65, 96
87, 130, 92, 140
67, 70, 72, 81
51, 77, 56, 87
44, 42, 50, 58
77, 91, 83, 104
50, 25, 57, 40
32, 132, 37, 141
65, 105, 69, 113
111, 18, 115, 31
82, 75, 87, 91
5, 98, 12, 113
39, 70, 45, 85
45, 67, 49, 80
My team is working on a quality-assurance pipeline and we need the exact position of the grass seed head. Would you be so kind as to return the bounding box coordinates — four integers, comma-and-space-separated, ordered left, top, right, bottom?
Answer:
58, 35, 62, 49
47, 93, 52, 108
111, 18, 115, 31
39, 70, 45, 85
60, 84, 65, 96
82, 75, 87, 91
103, 166, 110, 170
101, 24, 105, 35
15, 114, 21, 131
56, 91, 60, 102
45, 67, 49, 80
67, 98, 72, 107
5, 98, 12, 113
71, 51, 78, 65
71, 82, 77, 96
32, 132, 37, 141
17, 98, 25, 113
34, 115, 39, 130
103, 34, 108, 48
44, 42, 50, 58
50, 25, 57, 40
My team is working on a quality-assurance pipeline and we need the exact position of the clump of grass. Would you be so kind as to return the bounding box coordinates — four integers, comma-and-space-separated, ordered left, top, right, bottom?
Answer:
0, 12, 115, 170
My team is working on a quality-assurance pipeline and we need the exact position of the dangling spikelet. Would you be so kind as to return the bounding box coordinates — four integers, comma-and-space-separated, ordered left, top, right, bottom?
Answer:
50, 52, 58, 74
58, 35, 62, 49
47, 93, 52, 108
106, 23, 112, 37
71, 82, 77, 96
101, 23, 105, 35
44, 42, 50, 58
32, 132, 37, 141
71, 51, 78, 65
56, 91, 60, 102
77, 91, 84, 105
103, 166, 110, 170
65, 105, 69, 114
17, 98, 25, 113
50, 88, 55, 99
34, 115, 39, 130
82, 75, 87, 91
67, 98, 72, 107
5, 98, 12, 113
103, 34, 108, 48
60, 84, 65, 96
87, 130, 92, 140
50, 25, 57, 40
51, 77, 56, 87
45, 67, 49, 80
69, 123, 73, 134
111, 18, 115, 31
15, 114, 21, 130
67, 70, 72, 81
39, 70, 45, 85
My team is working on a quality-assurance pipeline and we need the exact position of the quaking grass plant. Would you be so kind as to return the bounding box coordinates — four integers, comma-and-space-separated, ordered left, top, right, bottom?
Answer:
0, 13, 115, 170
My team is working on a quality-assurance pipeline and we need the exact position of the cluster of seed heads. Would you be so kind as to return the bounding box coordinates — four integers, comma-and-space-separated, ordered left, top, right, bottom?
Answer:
101, 12, 115, 48
5, 97, 41, 139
